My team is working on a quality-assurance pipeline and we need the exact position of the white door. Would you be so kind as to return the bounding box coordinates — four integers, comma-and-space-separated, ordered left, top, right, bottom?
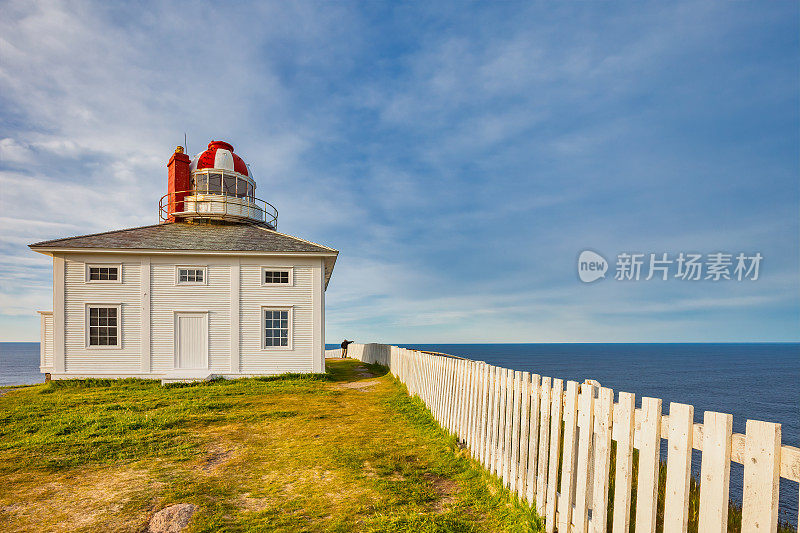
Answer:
175, 312, 208, 369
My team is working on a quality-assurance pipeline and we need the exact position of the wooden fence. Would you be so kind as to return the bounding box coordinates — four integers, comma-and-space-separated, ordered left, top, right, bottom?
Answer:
325, 344, 799, 532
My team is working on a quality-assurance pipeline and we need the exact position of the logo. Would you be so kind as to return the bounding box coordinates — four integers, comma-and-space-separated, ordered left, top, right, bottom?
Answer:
578, 250, 608, 283
576, 250, 762, 283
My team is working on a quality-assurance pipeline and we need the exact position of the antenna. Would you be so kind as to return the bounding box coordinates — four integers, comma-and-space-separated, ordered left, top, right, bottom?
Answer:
184, 132, 188, 154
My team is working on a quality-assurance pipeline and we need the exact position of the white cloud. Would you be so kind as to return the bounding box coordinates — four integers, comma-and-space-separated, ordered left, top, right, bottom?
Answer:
0, 0, 796, 342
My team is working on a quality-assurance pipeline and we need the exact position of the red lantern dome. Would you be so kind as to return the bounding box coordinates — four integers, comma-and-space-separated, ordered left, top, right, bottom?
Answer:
190, 140, 249, 176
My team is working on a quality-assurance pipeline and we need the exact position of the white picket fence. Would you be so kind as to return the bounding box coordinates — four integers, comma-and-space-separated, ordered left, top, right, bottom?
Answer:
326, 343, 799, 532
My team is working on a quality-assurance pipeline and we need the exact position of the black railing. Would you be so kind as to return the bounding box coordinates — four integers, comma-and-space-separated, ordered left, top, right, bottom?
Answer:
159, 190, 278, 228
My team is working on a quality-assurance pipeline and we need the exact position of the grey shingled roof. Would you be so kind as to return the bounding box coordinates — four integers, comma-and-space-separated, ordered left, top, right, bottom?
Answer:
30, 222, 338, 287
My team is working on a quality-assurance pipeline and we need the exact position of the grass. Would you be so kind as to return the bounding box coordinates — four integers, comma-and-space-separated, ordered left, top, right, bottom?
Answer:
0, 360, 539, 532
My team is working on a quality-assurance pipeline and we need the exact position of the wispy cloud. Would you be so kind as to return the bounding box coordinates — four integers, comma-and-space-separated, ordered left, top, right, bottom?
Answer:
0, 0, 797, 341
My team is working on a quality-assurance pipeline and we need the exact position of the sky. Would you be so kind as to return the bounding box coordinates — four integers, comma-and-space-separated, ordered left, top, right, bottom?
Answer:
0, 0, 798, 343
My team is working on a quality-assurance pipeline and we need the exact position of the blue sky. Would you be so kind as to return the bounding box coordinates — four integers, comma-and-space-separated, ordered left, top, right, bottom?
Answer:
0, 1, 797, 343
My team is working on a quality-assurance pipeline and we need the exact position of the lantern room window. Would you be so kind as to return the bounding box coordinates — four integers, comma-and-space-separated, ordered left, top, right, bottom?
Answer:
191, 169, 254, 198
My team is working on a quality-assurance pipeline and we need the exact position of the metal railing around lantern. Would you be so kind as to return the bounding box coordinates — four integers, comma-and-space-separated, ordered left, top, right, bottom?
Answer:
159, 189, 278, 228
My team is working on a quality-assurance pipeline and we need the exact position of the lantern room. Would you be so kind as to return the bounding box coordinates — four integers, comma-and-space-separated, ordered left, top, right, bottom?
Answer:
160, 141, 278, 228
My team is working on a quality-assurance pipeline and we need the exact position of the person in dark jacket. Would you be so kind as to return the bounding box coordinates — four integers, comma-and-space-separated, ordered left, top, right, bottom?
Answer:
341, 339, 353, 358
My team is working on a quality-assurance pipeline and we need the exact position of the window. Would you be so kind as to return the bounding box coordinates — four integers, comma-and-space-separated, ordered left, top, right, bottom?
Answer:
263, 308, 291, 349
86, 264, 121, 283
262, 267, 292, 286
177, 266, 206, 285
192, 169, 254, 198
87, 306, 120, 347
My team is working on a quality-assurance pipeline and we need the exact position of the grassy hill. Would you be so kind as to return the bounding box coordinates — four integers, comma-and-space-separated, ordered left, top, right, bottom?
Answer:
0, 359, 537, 532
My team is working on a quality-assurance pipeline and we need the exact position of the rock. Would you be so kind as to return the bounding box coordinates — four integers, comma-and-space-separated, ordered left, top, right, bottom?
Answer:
147, 503, 197, 532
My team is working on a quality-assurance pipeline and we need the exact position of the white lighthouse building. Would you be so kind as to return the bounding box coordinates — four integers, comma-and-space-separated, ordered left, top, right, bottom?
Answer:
30, 141, 337, 382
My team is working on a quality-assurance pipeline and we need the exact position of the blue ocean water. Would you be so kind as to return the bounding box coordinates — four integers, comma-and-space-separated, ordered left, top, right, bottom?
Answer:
0, 342, 42, 386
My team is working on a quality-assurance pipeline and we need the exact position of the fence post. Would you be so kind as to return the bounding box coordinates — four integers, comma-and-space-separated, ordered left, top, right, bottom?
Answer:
741, 419, 781, 532
503, 368, 515, 487
574, 382, 595, 533
559, 380, 580, 532
592, 386, 614, 533
664, 402, 694, 533
449, 357, 459, 434
545, 378, 564, 533
479, 363, 490, 466
536, 376, 552, 516
469, 361, 480, 455
526, 374, 541, 506
510, 370, 522, 493
461, 359, 471, 442
517, 371, 532, 499
485, 365, 496, 470
697, 411, 733, 533
635, 396, 663, 533
496, 368, 509, 477
612, 391, 635, 533
491, 365, 502, 476
475, 362, 488, 461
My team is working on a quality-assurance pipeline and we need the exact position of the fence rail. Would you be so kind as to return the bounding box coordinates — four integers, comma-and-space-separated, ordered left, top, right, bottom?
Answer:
326, 344, 799, 532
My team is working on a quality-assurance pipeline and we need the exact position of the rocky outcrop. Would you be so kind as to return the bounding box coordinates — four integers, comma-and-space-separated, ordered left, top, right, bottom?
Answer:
147, 503, 197, 532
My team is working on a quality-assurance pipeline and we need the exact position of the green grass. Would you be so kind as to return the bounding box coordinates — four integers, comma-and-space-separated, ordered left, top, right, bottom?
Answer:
0, 360, 540, 532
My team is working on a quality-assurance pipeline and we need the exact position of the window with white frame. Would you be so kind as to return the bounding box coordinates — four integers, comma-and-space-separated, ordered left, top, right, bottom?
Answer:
263, 308, 291, 348
87, 264, 120, 282
177, 266, 206, 285
87, 305, 120, 347
262, 267, 292, 285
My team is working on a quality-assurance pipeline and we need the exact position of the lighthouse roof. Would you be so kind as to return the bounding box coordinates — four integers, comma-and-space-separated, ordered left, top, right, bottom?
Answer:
29, 222, 338, 287
190, 140, 249, 176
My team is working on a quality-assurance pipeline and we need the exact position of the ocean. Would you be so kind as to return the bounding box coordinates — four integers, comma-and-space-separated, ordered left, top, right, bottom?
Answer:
3, 342, 798, 522
0, 342, 42, 386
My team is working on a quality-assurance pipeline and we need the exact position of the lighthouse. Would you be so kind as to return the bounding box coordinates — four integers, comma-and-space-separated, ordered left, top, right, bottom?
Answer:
30, 141, 337, 382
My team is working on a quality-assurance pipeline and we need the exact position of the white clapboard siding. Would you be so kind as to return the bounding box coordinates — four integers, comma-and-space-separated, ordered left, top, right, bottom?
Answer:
40, 312, 54, 369
741, 420, 781, 532
151, 258, 230, 373
697, 411, 733, 533
63, 256, 141, 372
239, 260, 316, 373
635, 396, 662, 533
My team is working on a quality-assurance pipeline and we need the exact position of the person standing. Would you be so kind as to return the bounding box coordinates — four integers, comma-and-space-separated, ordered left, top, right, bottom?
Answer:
340, 339, 353, 358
